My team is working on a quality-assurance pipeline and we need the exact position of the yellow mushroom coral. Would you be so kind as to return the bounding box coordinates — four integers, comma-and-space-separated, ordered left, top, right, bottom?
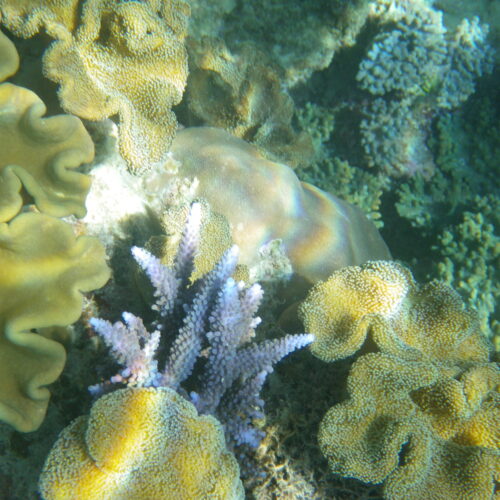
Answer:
300, 260, 491, 363
0, 212, 110, 432
0, 30, 93, 222
39, 386, 244, 500
318, 352, 499, 500
42, 0, 190, 172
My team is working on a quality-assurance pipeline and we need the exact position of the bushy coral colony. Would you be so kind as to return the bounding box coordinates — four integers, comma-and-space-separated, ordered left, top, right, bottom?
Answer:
90, 203, 313, 449
0, 0, 498, 499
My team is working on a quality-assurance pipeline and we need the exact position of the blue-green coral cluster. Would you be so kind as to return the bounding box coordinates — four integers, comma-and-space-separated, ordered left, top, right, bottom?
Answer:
0, 0, 497, 499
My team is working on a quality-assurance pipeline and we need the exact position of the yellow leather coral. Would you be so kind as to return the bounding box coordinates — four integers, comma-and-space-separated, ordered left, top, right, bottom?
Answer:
42, 0, 190, 172
0, 30, 93, 222
0, 25, 18, 80
0, 212, 110, 432
160, 127, 390, 283
0, 0, 79, 37
39, 386, 244, 500
300, 260, 491, 363
187, 38, 313, 167
318, 352, 499, 500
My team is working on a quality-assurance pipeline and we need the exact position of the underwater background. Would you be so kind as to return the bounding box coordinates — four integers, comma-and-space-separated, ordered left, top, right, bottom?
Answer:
0, 0, 498, 498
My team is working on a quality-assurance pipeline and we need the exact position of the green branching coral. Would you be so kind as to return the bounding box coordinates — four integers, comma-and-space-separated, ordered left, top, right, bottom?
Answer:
295, 103, 389, 228
0, 30, 93, 222
435, 195, 499, 347
0, 213, 110, 432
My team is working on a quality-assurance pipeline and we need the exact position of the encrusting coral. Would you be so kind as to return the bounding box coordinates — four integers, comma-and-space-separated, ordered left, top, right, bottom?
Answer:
301, 260, 498, 499
40, 0, 190, 173
0, 213, 110, 432
39, 386, 244, 500
153, 127, 390, 283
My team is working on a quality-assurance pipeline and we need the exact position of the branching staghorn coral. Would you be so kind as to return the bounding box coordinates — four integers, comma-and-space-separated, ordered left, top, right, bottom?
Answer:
90, 203, 313, 450
300, 260, 498, 499
39, 0, 190, 173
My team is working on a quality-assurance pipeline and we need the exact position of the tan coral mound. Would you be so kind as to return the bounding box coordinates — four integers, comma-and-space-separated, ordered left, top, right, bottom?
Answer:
318, 353, 499, 500
42, 0, 190, 172
39, 387, 244, 500
0, 213, 110, 432
159, 127, 390, 283
300, 260, 491, 363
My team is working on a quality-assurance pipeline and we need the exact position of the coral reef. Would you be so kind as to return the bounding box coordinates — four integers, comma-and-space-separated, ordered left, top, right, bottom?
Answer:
0, 31, 109, 432
395, 95, 499, 344
301, 260, 498, 498
435, 195, 499, 343
319, 352, 499, 500
186, 37, 313, 167
0, 0, 79, 37
300, 260, 490, 364
357, 1, 493, 176
41, 0, 190, 173
39, 386, 244, 500
221, 0, 373, 86
0, 213, 109, 432
0, 30, 92, 222
90, 203, 313, 450
295, 103, 389, 228
153, 127, 390, 283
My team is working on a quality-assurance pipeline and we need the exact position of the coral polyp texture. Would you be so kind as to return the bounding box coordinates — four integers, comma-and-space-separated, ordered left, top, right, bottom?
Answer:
301, 260, 498, 499
300, 260, 491, 364
0, 0, 80, 37
0, 30, 93, 222
39, 386, 244, 500
41, 0, 190, 172
90, 203, 313, 450
0, 213, 110, 432
318, 352, 499, 500
159, 127, 390, 283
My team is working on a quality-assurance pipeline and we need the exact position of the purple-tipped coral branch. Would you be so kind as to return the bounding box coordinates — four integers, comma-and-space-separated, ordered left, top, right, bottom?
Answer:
91, 202, 313, 448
